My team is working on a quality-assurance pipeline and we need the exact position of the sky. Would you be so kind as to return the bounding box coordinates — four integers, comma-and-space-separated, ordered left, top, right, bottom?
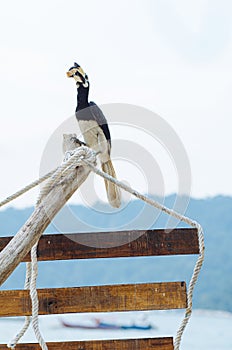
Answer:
0, 0, 232, 208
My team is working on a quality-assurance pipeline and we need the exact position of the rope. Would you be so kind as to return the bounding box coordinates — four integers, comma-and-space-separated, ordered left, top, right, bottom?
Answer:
0, 169, 56, 209
30, 243, 48, 350
80, 158, 205, 350
3, 145, 205, 350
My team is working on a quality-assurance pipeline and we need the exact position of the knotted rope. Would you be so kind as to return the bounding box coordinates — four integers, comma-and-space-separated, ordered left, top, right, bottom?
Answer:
1, 145, 204, 350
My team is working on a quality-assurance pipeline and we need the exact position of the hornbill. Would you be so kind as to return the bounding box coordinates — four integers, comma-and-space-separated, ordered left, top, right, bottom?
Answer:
66, 62, 121, 208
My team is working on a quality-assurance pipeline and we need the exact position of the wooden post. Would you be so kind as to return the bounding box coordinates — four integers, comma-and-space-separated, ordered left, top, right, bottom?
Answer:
0, 140, 96, 286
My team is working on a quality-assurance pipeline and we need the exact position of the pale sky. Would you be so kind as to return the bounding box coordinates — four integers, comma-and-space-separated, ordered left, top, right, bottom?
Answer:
0, 0, 231, 208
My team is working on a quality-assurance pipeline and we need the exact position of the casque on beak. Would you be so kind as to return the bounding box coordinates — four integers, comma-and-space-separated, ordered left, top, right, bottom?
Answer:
66, 70, 84, 84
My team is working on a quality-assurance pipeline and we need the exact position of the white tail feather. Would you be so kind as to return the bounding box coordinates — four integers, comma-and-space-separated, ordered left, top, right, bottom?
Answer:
102, 160, 121, 208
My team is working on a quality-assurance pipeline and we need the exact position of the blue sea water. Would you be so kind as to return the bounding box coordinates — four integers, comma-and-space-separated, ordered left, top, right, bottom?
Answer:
0, 310, 231, 349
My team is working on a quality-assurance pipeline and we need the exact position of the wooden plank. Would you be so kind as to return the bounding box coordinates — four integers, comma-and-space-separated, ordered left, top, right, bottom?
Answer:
0, 338, 174, 349
0, 228, 199, 262
0, 282, 186, 317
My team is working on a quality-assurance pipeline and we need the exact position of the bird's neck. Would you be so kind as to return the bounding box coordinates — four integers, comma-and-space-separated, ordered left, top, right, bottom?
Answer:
76, 84, 89, 110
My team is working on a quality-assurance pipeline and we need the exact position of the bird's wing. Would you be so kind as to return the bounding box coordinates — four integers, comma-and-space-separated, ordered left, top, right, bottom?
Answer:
89, 101, 111, 147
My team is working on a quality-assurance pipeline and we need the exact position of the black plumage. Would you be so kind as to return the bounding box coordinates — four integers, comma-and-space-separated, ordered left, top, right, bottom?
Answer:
75, 98, 111, 147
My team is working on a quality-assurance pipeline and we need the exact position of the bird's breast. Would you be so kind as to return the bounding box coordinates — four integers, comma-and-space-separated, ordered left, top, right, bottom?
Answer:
78, 120, 110, 163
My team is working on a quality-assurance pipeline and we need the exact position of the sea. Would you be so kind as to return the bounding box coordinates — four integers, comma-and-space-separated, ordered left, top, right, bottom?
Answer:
0, 309, 231, 349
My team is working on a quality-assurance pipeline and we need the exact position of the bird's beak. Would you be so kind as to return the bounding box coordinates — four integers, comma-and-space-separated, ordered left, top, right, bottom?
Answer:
66, 71, 84, 83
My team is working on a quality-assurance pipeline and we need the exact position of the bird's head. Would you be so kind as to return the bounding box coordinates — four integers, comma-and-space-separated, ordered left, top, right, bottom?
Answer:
66, 62, 89, 88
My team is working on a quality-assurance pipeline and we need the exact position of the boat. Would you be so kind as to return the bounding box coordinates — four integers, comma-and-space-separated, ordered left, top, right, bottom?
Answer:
61, 318, 154, 330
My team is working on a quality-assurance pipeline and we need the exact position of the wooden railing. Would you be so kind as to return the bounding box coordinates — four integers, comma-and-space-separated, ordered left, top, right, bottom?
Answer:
0, 228, 199, 349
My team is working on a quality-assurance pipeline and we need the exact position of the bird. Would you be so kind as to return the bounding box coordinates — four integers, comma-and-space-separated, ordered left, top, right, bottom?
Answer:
66, 62, 121, 208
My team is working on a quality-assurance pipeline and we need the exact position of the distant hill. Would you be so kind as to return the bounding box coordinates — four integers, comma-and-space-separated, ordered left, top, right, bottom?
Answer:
0, 195, 231, 312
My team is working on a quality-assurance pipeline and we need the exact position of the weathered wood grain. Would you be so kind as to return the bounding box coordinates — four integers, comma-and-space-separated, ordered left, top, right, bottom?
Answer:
0, 282, 186, 317
0, 228, 199, 262
0, 145, 95, 287
0, 337, 174, 350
